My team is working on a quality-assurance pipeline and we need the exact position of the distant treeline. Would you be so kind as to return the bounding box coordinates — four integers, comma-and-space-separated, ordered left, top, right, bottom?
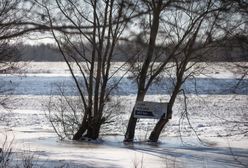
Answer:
20, 44, 62, 62
18, 38, 248, 62
19, 43, 131, 62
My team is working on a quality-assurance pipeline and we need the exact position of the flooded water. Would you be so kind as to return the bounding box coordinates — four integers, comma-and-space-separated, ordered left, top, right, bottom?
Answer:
10, 130, 248, 168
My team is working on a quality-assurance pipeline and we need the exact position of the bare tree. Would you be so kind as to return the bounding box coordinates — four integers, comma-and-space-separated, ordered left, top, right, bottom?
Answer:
124, 0, 236, 142
149, 0, 248, 142
124, 0, 194, 142
124, 0, 173, 142
34, 0, 138, 140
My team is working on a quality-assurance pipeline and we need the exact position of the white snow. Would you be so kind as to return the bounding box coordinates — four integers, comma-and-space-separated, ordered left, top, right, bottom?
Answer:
0, 62, 247, 168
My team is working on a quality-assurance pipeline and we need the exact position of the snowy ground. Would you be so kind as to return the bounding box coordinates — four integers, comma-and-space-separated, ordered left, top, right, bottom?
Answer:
0, 62, 248, 168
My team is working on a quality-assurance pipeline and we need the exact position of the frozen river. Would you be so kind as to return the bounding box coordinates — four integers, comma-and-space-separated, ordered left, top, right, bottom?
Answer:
1, 75, 247, 95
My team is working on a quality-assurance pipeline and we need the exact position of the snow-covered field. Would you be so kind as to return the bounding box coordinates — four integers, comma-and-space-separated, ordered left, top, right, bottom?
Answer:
0, 62, 248, 168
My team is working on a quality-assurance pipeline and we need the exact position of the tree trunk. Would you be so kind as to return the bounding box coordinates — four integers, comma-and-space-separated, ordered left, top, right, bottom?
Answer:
149, 67, 184, 142
73, 114, 88, 140
149, 104, 174, 142
149, 117, 169, 142
86, 120, 101, 140
124, 1, 162, 143
148, 109, 171, 142
124, 108, 137, 142
73, 115, 103, 140
73, 117, 88, 140
148, 85, 180, 142
124, 91, 146, 142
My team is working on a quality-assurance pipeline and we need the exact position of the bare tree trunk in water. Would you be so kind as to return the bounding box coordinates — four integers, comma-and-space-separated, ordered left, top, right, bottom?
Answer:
149, 17, 203, 142
73, 114, 88, 140
124, 91, 146, 142
149, 88, 179, 142
86, 121, 102, 140
124, 0, 163, 142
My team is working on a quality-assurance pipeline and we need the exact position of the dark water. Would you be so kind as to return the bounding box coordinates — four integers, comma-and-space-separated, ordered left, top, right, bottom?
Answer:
0, 75, 247, 95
